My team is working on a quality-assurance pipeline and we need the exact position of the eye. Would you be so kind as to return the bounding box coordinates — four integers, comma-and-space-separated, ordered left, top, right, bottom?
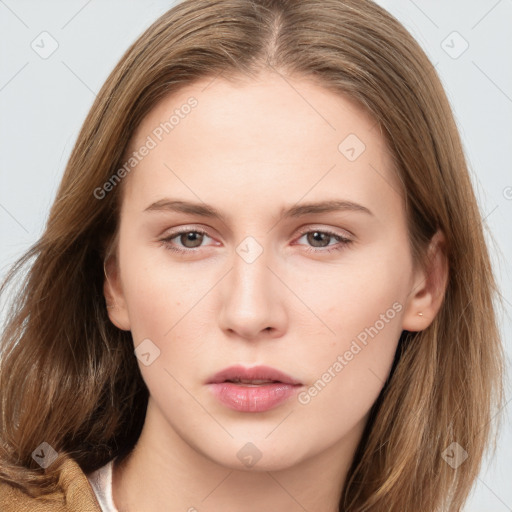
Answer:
159, 228, 215, 253
158, 226, 353, 255
294, 228, 352, 254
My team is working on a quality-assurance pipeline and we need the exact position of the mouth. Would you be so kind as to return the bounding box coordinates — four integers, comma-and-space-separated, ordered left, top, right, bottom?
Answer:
206, 365, 303, 413
223, 378, 283, 386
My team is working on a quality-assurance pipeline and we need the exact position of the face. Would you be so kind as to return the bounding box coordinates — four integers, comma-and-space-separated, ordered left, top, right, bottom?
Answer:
104, 70, 431, 472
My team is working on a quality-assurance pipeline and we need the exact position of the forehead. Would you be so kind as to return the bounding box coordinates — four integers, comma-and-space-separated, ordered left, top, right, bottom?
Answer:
128, 71, 382, 153
121, 71, 402, 216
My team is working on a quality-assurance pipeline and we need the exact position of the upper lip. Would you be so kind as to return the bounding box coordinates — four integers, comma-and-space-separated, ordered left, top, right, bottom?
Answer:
207, 365, 302, 385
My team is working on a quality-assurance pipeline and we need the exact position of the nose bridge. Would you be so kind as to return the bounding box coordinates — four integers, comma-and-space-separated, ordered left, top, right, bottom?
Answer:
218, 235, 285, 339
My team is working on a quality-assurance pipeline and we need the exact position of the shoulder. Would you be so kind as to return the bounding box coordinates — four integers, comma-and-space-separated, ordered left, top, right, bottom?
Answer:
0, 456, 102, 512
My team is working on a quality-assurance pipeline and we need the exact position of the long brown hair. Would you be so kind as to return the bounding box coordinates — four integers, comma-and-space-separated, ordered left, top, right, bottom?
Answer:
0, 0, 505, 510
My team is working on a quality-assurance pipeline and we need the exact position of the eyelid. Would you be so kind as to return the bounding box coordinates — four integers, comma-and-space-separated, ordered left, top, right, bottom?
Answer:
161, 224, 353, 241
161, 225, 215, 239
295, 224, 353, 241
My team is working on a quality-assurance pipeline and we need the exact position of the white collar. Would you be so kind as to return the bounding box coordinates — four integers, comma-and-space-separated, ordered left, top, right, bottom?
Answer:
86, 458, 119, 512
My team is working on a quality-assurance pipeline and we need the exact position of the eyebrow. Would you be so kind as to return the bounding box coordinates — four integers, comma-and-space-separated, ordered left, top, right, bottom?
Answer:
144, 198, 373, 222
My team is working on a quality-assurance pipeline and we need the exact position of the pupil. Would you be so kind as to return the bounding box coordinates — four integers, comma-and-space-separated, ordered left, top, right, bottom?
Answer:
309, 231, 329, 247
183, 232, 202, 247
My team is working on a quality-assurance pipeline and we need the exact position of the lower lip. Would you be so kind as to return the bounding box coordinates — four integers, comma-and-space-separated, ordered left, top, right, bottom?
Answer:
208, 382, 301, 412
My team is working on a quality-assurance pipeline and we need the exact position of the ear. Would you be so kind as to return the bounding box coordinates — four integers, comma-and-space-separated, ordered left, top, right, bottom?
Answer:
103, 254, 131, 331
402, 230, 449, 332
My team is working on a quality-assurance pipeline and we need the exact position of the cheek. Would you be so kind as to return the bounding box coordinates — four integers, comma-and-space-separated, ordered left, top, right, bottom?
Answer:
292, 249, 407, 398
120, 244, 216, 360
122, 266, 172, 340
294, 253, 406, 339
118, 239, 180, 337
295, 287, 403, 434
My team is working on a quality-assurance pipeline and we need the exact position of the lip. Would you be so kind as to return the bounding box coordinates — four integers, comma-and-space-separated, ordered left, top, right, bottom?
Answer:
206, 365, 303, 413
207, 365, 302, 386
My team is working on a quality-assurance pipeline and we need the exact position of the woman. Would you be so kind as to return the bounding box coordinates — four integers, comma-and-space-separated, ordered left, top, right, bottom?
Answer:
0, 0, 504, 510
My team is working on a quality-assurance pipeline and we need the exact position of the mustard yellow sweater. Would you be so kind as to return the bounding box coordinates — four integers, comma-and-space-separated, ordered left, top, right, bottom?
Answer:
0, 457, 102, 512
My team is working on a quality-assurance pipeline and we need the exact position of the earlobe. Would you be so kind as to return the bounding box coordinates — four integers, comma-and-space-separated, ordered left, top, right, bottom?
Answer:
402, 230, 449, 332
103, 255, 131, 331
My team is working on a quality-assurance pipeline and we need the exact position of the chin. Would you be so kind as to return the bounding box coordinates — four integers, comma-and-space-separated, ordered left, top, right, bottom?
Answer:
199, 436, 309, 472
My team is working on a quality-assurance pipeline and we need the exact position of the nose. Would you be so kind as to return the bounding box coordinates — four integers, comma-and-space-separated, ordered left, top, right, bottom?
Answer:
217, 244, 287, 341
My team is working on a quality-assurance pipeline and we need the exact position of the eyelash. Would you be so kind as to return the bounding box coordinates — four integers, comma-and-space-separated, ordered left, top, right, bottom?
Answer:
159, 227, 352, 255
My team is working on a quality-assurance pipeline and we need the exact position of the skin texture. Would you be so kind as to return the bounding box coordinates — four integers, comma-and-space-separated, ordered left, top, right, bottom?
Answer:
104, 71, 447, 512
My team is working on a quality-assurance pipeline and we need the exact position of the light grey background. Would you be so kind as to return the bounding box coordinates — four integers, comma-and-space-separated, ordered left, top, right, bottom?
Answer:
0, 1, 510, 510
